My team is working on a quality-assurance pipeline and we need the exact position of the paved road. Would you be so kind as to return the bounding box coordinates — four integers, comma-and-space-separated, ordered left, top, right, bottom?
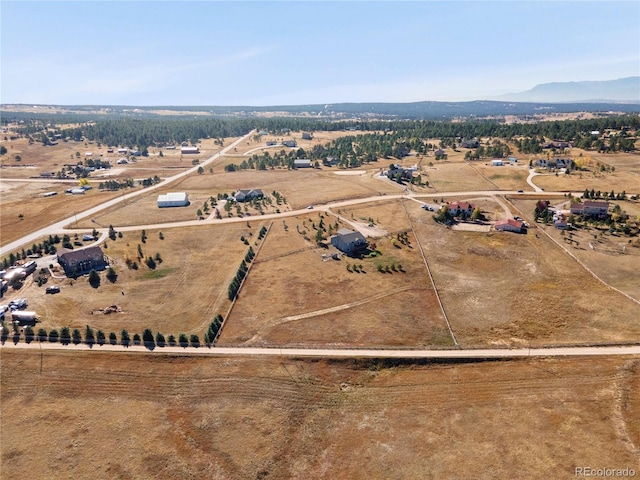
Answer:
1, 341, 639, 358
0, 132, 254, 257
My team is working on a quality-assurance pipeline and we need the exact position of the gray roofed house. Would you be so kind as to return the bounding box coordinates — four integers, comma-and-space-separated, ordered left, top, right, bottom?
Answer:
234, 189, 265, 202
331, 228, 367, 256
57, 246, 107, 277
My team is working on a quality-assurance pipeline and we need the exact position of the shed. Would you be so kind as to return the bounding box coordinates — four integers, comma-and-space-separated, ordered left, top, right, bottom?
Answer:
181, 146, 200, 154
492, 159, 503, 166
294, 159, 312, 168
157, 192, 189, 208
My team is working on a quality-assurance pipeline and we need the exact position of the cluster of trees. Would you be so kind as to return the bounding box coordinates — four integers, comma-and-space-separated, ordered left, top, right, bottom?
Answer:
534, 200, 553, 223
2, 234, 62, 268
99, 178, 135, 191
140, 176, 161, 187
227, 246, 257, 301
203, 315, 224, 345
583, 189, 627, 200
464, 140, 512, 160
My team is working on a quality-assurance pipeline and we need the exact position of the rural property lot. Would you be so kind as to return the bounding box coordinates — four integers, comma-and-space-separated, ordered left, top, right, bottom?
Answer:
0, 180, 122, 247
219, 209, 453, 348
405, 201, 640, 347
2, 350, 639, 479
18, 223, 257, 335
81, 168, 403, 229
509, 198, 640, 301
424, 162, 497, 192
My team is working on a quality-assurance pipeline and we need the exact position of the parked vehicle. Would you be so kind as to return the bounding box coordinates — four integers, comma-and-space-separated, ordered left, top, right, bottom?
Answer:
45, 286, 61, 294
23, 261, 37, 274
10, 310, 38, 326
0, 305, 8, 320
9, 298, 28, 310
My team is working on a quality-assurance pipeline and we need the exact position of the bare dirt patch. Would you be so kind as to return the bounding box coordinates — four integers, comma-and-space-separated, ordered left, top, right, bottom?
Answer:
2, 350, 638, 479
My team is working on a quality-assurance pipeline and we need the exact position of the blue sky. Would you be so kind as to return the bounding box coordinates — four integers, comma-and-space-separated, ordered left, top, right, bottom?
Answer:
2, 1, 639, 105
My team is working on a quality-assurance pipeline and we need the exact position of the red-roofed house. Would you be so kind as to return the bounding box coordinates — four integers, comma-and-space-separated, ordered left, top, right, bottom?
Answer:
495, 219, 524, 233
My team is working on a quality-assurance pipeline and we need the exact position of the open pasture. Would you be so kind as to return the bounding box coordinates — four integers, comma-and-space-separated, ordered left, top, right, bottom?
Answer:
509, 198, 640, 301
0, 180, 121, 247
422, 162, 497, 192
2, 350, 638, 480
405, 200, 640, 347
10, 222, 258, 336
220, 208, 451, 348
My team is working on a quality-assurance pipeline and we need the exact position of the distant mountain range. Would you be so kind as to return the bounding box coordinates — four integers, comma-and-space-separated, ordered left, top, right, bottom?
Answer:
494, 77, 640, 103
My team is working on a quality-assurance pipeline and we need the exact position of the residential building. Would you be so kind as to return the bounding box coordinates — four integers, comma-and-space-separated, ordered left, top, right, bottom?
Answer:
234, 189, 264, 202
301, 132, 313, 140
57, 246, 107, 277
282, 140, 297, 148
448, 201, 474, 217
570, 201, 609, 218
331, 228, 367, 255
460, 139, 479, 149
495, 219, 524, 233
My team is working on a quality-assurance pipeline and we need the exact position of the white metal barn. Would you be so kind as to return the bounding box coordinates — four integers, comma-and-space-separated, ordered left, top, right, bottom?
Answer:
157, 192, 189, 208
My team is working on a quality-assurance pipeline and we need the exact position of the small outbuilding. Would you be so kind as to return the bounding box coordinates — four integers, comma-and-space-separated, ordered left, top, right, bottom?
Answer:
492, 159, 503, 166
181, 146, 200, 154
293, 159, 312, 168
157, 192, 190, 208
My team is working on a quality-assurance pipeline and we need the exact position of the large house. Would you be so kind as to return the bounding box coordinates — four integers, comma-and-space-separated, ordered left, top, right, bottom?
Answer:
459, 139, 479, 149
234, 189, 264, 202
158, 192, 189, 208
570, 201, 609, 218
282, 140, 297, 148
494, 219, 524, 233
57, 246, 107, 277
331, 228, 367, 256
447, 201, 475, 217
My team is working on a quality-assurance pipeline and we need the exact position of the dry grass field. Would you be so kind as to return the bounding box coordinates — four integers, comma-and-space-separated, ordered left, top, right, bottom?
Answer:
473, 163, 531, 190
2, 350, 639, 479
220, 207, 453, 348
6, 223, 259, 336
405, 200, 640, 347
0, 180, 122, 247
534, 169, 640, 194
77, 168, 403, 229
423, 162, 497, 192
508, 198, 640, 301
0, 136, 236, 180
